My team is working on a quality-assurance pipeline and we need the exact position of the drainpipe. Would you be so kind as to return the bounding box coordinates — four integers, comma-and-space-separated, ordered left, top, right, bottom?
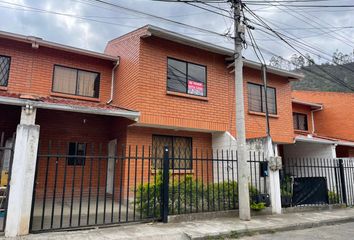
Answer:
310, 105, 323, 134
107, 57, 120, 104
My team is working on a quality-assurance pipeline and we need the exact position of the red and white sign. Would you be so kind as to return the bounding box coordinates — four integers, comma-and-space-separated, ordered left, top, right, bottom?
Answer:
188, 80, 204, 96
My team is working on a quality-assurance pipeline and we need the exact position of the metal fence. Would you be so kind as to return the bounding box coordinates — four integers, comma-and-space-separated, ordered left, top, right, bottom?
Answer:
280, 157, 354, 208
30, 141, 269, 232
0, 132, 15, 233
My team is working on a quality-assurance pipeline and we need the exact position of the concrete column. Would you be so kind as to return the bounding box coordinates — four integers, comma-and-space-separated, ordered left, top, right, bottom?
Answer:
106, 139, 117, 194
331, 144, 337, 158
5, 106, 39, 237
266, 138, 282, 214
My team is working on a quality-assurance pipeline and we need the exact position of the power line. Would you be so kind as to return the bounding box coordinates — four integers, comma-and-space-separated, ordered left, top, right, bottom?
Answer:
78, 0, 231, 37
244, 5, 354, 91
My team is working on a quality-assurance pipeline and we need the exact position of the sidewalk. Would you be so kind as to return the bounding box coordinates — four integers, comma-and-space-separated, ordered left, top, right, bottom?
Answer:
5, 208, 354, 240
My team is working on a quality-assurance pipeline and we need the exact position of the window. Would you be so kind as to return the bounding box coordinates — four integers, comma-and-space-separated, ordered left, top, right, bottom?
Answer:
0, 55, 11, 87
67, 142, 86, 166
247, 83, 277, 114
52, 65, 100, 98
152, 135, 192, 169
167, 58, 207, 97
293, 113, 308, 131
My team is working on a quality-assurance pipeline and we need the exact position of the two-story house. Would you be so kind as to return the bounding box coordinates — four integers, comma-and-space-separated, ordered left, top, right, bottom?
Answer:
105, 25, 302, 157
0, 25, 302, 235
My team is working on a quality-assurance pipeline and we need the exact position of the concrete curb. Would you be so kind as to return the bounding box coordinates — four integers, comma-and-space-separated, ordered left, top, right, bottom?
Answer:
187, 216, 354, 240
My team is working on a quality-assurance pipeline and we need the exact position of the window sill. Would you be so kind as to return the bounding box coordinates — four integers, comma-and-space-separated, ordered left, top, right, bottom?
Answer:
248, 111, 279, 118
50, 92, 100, 102
0, 86, 8, 91
151, 169, 194, 174
294, 129, 310, 134
166, 91, 208, 101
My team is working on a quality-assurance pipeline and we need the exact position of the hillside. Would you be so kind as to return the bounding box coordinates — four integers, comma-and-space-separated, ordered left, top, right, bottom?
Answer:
291, 63, 354, 92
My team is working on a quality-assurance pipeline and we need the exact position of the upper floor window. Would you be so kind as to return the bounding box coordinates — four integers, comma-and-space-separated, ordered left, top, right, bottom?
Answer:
52, 65, 100, 98
247, 82, 277, 115
0, 55, 11, 87
167, 58, 207, 97
293, 113, 308, 131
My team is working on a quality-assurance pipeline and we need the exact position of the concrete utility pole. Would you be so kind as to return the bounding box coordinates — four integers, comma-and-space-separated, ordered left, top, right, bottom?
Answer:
233, 0, 251, 220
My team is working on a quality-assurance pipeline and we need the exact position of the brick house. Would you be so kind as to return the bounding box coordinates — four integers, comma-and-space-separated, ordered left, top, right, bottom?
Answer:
0, 25, 303, 235
104, 25, 301, 155
279, 91, 354, 160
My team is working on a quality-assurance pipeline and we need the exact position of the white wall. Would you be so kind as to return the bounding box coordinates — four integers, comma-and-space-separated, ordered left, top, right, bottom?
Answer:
283, 141, 336, 159
282, 142, 338, 200
212, 132, 238, 184
211, 132, 267, 193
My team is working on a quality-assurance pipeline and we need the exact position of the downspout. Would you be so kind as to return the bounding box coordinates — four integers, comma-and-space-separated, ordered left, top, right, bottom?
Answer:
310, 105, 323, 134
107, 57, 120, 104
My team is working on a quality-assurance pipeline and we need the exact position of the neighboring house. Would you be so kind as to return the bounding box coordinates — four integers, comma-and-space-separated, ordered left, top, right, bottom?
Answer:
0, 30, 140, 201
279, 90, 354, 160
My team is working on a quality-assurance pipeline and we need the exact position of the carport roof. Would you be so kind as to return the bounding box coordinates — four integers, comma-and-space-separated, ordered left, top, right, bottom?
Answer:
0, 94, 140, 121
295, 134, 354, 147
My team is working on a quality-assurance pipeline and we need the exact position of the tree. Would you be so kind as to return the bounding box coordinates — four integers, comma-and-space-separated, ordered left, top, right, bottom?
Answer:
332, 49, 354, 65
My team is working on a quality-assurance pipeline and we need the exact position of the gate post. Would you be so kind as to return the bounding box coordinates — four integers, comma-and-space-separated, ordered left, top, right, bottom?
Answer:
5, 106, 39, 237
338, 159, 347, 206
161, 146, 169, 223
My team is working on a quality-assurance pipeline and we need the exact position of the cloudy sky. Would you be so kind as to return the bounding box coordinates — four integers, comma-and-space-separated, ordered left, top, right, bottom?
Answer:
0, 0, 353, 65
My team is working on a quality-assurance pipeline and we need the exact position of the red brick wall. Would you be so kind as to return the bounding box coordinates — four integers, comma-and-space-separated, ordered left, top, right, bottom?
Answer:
292, 91, 354, 141
105, 30, 294, 143
0, 38, 113, 103
34, 109, 125, 198
244, 68, 294, 143
124, 126, 214, 187
104, 29, 145, 110
291, 103, 313, 134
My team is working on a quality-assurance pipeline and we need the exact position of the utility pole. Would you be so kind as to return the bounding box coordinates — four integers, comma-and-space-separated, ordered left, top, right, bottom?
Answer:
232, 0, 251, 220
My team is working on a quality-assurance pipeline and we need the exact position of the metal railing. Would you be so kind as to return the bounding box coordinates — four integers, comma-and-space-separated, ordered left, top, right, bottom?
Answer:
30, 141, 269, 232
280, 157, 354, 208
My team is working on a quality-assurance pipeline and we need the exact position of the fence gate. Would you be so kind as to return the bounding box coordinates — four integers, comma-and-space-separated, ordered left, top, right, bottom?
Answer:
280, 157, 354, 208
0, 132, 15, 233
30, 142, 164, 233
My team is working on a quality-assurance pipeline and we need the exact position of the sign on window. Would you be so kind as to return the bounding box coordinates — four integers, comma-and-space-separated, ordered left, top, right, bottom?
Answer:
188, 80, 204, 96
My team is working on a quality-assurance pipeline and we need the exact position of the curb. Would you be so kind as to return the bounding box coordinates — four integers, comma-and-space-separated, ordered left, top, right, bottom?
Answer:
187, 216, 354, 239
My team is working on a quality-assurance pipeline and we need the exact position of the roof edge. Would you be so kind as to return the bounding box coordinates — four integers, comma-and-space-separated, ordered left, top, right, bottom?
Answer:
145, 25, 304, 80
0, 95, 140, 121
0, 30, 119, 62
292, 98, 323, 109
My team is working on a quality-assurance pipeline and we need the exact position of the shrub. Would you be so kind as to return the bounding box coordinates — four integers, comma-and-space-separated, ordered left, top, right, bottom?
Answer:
250, 202, 266, 211
328, 191, 340, 204
135, 171, 262, 217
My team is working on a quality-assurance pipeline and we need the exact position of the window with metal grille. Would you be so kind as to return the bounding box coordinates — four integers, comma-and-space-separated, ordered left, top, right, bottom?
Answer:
152, 135, 192, 169
167, 58, 207, 97
293, 113, 308, 131
0, 55, 11, 87
52, 65, 100, 98
247, 82, 277, 114
67, 142, 86, 166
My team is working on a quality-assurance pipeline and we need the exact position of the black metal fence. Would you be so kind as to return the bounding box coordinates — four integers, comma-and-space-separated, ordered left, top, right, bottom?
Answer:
30, 141, 269, 232
0, 131, 15, 232
280, 157, 354, 208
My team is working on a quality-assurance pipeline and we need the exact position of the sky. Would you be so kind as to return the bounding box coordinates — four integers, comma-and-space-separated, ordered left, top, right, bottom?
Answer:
0, 0, 354, 66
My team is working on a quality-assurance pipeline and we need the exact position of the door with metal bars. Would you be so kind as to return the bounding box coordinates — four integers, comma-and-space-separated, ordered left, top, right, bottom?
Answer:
30, 140, 164, 232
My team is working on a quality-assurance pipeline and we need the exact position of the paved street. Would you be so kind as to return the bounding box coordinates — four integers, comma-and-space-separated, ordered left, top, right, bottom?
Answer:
238, 222, 354, 240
